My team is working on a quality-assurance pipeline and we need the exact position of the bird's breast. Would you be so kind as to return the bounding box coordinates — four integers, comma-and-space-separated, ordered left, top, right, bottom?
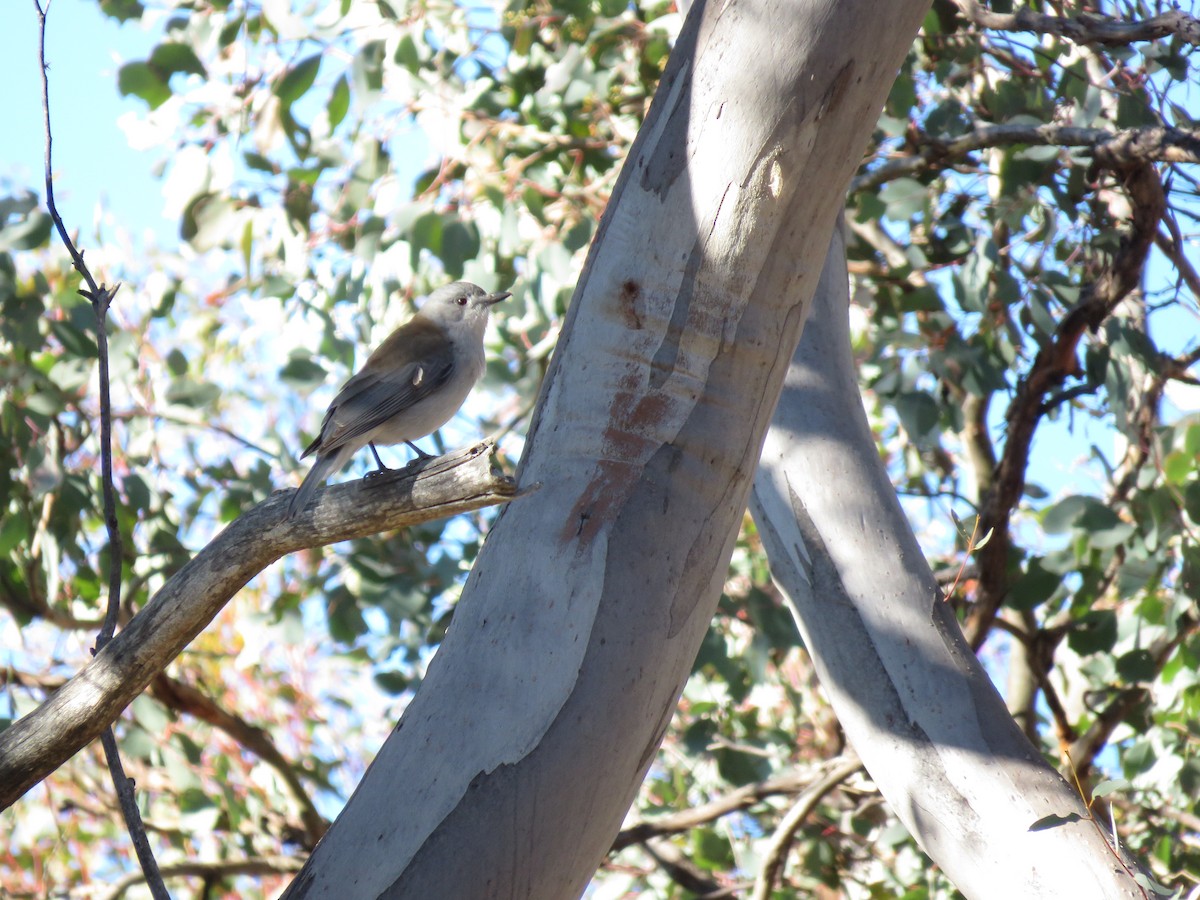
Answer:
367, 339, 486, 445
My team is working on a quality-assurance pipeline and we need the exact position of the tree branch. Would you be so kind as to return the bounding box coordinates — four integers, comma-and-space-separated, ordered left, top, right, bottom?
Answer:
1154, 226, 1200, 304
749, 755, 864, 900
951, 0, 1200, 47
150, 674, 329, 847
852, 124, 1200, 194
1067, 612, 1196, 782
641, 837, 726, 896
101, 854, 307, 900
964, 160, 1166, 646
612, 754, 860, 851
0, 441, 519, 810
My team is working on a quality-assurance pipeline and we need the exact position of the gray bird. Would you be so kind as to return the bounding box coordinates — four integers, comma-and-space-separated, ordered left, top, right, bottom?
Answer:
287, 281, 510, 519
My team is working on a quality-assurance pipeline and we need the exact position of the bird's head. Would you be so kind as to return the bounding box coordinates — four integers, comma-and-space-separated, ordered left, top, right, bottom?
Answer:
420, 282, 510, 335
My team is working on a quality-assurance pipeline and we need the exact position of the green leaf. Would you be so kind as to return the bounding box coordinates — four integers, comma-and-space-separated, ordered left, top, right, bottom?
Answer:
957, 238, 997, 312
1183, 480, 1200, 526
118, 61, 171, 109
1123, 740, 1156, 776
328, 591, 367, 642
132, 695, 171, 733
409, 211, 444, 255
120, 726, 157, 760
394, 34, 423, 73
0, 209, 52, 251
899, 285, 943, 313
682, 718, 717, 755
924, 98, 971, 139
354, 41, 386, 95
280, 355, 327, 385
149, 42, 207, 78
1076, 503, 1134, 549
373, 670, 410, 695
243, 152, 279, 174
894, 391, 940, 441
1068, 610, 1118, 655
879, 178, 928, 221
0, 511, 29, 557
1041, 495, 1091, 534
328, 74, 351, 130
439, 220, 481, 279
1116, 650, 1155, 684
1008, 561, 1065, 619
218, 14, 244, 48
714, 746, 771, 786
165, 377, 222, 407
878, 821, 912, 847
99, 0, 145, 21
275, 54, 322, 106
180, 193, 240, 249
1163, 451, 1193, 486
166, 348, 188, 376
124, 473, 151, 512
179, 790, 221, 832
1023, 482, 1049, 500
1133, 872, 1176, 897
49, 318, 98, 358
1091, 778, 1130, 799
691, 828, 734, 870
1014, 144, 1060, 162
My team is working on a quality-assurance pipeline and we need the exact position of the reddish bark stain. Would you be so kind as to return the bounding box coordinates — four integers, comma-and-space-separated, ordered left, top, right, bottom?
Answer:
620, 279, 642, 330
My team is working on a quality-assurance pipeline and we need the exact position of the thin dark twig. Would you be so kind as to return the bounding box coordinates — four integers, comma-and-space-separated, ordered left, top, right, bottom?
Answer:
34, 0, 123, 646
98, 728, 172, 900
34, 4, 167, 898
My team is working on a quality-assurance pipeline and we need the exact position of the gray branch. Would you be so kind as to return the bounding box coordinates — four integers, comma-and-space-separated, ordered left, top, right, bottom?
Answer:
0, 442, 518, 810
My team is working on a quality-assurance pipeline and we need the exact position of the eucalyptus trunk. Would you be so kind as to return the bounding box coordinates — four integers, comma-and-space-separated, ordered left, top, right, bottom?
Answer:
750, 226, 1144, 897
283, 0, 929, 895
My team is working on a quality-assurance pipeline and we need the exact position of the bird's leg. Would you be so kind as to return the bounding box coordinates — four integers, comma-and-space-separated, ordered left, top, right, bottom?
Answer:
368, 442, 392, 473
405, 441, 437, 463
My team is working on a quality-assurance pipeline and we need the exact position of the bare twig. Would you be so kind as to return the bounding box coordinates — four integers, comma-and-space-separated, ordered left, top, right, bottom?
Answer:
1154, 227, 1200, 303
641, 838, 725, 897
34, 3, 162, 894
614, 757, 858, 851
750, 755, 864, 900
101, 854, 307, 900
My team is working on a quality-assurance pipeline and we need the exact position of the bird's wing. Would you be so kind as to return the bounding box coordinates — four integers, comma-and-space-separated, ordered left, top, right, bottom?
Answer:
305, 325, 457, 456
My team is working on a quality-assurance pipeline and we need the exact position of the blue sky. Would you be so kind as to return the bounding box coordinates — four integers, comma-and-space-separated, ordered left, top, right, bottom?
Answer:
2, 0, 165, 244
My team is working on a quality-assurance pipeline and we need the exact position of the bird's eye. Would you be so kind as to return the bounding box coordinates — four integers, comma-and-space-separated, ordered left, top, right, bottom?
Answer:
456, 296, 468, 306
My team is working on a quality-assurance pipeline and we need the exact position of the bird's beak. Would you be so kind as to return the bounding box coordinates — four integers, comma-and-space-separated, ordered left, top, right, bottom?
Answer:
484, 291, 511, 306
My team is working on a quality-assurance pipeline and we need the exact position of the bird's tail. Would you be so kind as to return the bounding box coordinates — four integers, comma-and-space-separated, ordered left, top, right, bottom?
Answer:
287, 452, 338, 519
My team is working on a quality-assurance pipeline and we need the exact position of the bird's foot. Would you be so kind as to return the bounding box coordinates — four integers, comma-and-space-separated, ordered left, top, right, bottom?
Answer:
366, 442, 394, 478
405, 441, 437, 466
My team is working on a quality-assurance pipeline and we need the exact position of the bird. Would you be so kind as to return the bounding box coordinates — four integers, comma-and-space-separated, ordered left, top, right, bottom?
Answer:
287, 281, 510, 519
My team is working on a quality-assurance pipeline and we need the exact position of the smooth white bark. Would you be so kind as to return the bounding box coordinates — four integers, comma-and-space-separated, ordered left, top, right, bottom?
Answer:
750, 228, 1143, 898
284, 0, 930, 896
